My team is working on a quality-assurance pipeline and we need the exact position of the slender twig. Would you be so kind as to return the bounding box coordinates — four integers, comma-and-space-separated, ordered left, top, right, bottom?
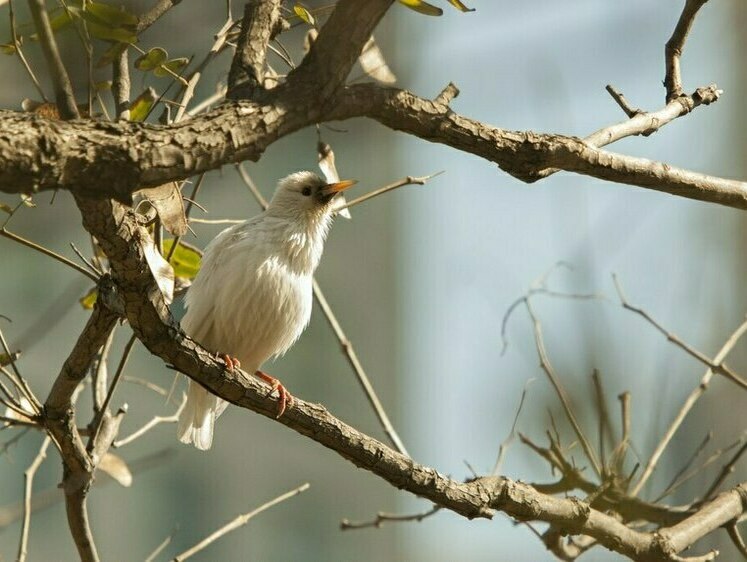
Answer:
0, 228, 99, 282
173, 483, 310, 561
727, 523, 747, 559
190, 218, 244, 225
144, 528, 178, 562
17, 436, 51, 562
491, 380, 533, 475
92, 328, 117, 413
0, 427, 31, 455
0, 327, 39, 413
136, 0, 183, 34
113, 393, 187, 447
664, 0, 710, 101
614, 275, 747, 391
340, 505, 441, 531
8, 0, 47, 101
660, 432, 713, 501
236, 164, 410, 456
122, 375, 168, 397
632, 317, 747, 496
605, 84, 643, 118
90, 334, 137, 444
166, 174, 206, 262
525, 299, 601, 477
591, 370, 614, 468
27, 0, 79, 119
70, 243, 103, 278
701, 441, 747, 501
337, 171, 444, 210
313, 278, 409, 456
609, 392, 631, 473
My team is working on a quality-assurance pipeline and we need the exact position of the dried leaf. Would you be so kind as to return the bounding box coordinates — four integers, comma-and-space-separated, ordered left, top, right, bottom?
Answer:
359, 36, 396, 84
303, 28, 318, 54
94, 80, 112, 91
139, 234, 175, 305
293, 4, 316, 26
397, 0, 443, 16
80, 286, 98, 309
162, 239, 202, 280
137, 183, 187, 236
134, 47, 168, 71
20, 194, 35, 208
317, 142, 351, 219
99, 453, 133, 487
129, 87, 157, 122
447, 0, 475, 11
1, 42, 16, 55
0, 202, 12, 214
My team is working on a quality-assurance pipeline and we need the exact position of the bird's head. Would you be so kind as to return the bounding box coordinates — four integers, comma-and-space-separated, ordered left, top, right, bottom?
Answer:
268, 171, 357, 218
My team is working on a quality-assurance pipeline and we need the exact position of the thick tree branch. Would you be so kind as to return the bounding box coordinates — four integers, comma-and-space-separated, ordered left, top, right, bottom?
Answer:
226, 0, 281, 99
287, 0, 393, 99
1, 81, 742, 208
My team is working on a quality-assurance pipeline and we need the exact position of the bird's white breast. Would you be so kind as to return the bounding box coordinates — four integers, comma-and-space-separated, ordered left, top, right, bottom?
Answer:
181, 218, 316, 372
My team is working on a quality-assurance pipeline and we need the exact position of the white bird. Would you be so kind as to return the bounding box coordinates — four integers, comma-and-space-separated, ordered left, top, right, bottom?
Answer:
177, 171, 356, 450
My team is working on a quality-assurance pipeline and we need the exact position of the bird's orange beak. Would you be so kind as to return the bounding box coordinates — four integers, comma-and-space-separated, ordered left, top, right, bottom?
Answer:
321, 179, 357, 196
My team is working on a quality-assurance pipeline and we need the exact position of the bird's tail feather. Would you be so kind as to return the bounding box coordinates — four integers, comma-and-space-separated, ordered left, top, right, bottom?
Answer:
177, 379, 226, 450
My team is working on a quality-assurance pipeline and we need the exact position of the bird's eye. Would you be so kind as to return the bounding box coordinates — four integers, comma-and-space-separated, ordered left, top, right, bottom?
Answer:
302, 187, 312, 197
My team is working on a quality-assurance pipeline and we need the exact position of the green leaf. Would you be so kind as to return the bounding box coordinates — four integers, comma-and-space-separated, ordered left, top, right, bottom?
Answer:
397, 0, 443, 16
152, 57, 188, 78
84, 1, 138, 27
293, 4, 316, 26
80, 286, 98, 309
94, 80, 112, 91
134, 47, 168, 71
29, 9, 74, 40
447, 0, 475, 11
86, 20, 137, 43
128, 87, 157, 122
95, 41, 128, 68
163, 239, 202, 279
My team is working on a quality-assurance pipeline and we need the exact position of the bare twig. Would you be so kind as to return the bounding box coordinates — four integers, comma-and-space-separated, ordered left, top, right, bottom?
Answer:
605, 84, 643, 118
0, 326, 39, 413
144, 528, 178, 562
136, 0, 184, 34
113, 393, 187, 447
173, 483, 310, 561
614, 275, 747, 392
337, 171, 444, 210
0, 228, 99, 282
727, 524, 747, 559
491, 380, 533, 475
592, 370, 615, 467
525, 298, 602, 477
664, 0, 710, 101
26, 0, 79, 119
17, 436, 51, 562
701, 441, 747, 502
70, 243, 103, 278
340, 505, 441, 531
632, 317, 747, 496
8, 0, 47, 101
112, 48, 131, 120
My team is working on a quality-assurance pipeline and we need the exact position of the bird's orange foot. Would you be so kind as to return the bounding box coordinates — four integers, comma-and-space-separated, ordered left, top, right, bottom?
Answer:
255, 370, 293, 418
221, 354, 241, 372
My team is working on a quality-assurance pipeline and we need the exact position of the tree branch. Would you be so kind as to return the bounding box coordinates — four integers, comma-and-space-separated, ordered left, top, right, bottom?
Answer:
664, 0, 710, 101
226, 0, 281, 100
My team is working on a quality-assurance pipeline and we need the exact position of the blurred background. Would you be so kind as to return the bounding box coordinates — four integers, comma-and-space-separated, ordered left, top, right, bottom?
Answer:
1, 1, 745, 560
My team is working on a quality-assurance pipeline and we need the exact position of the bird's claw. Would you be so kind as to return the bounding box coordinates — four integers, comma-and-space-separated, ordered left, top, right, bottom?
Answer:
221, 354, 241, 372
255, 370, 294, 418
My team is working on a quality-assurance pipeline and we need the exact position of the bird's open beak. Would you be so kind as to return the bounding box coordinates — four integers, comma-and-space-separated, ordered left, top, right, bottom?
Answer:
318, 179, 357, 204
